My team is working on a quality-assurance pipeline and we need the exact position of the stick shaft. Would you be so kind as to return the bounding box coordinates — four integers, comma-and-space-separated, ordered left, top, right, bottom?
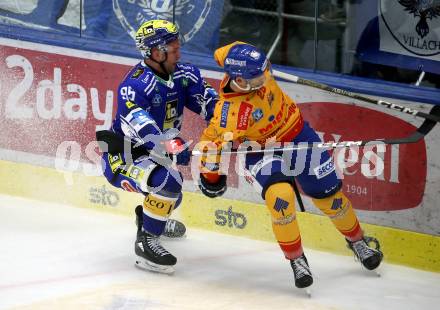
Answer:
273, 70, 440, 123
192, 139, 402, 156
192, 105, 439, 156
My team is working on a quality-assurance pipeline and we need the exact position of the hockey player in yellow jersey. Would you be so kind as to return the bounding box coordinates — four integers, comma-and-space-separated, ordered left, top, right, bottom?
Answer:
197, 42, 383, 289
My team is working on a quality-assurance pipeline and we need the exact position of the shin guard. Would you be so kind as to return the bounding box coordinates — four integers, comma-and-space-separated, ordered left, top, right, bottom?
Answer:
312, 190, 363, 241
265, 182, 303, 259
141, 193, 179, 236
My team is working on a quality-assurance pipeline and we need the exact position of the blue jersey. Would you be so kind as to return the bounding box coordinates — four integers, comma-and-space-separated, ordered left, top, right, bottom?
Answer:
111, 61, 218, 146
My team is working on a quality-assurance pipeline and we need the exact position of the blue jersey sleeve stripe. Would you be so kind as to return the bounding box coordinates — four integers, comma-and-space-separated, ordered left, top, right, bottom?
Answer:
186, 74, 198, 84
173, 73, 185, 79
187, 72, 199, 82
144, 79, 157, 95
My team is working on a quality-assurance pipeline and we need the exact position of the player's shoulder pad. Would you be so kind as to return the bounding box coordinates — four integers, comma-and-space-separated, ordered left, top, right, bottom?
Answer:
175, 62, 201, 84
139, 70, 158, 96
124, 64, 157, 97
176, 62, 199, 73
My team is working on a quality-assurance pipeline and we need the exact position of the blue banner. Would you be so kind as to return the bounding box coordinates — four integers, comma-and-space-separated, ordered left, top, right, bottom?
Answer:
356, 0, 440, 74
0, 0, 224, 54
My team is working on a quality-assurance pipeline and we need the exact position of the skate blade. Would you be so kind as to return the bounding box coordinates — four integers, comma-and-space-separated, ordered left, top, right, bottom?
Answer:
161, 234, 187, 240
135, 257, 175, 275
372, 267, 381, 277
362, 266, 382, 277
299, 287, 312, 298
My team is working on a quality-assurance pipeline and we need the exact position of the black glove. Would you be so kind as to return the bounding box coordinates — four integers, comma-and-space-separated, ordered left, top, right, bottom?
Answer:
198, 173, 227, 198
174, 146, 191, 165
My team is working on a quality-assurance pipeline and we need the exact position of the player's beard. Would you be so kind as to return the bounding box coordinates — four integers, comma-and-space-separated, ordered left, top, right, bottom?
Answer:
163, 61, 177, 75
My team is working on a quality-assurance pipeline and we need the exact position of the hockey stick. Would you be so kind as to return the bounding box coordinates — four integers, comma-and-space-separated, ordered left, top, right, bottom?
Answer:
192, 104, 440, 156
292, 180, 306, 212
96, 106, 439, 157
273, 70, 440, 123
193, 106, 439, 214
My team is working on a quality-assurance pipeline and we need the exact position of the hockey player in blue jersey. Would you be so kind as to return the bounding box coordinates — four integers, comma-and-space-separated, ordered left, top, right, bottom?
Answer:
99, 20, 218, 274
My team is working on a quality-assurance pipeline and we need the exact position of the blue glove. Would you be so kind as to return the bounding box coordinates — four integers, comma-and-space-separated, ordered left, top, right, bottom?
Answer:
198, 173, 227, 198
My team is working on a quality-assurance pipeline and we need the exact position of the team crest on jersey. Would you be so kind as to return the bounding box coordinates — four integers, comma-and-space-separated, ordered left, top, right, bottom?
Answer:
131, 68, 144, 79
252, 108, 263, 122
152, 94, 162, 107
112, 0, 212, 44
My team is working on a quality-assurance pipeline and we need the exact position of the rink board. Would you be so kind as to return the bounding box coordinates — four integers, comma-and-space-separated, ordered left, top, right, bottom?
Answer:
0, 38, 439, 272
1, 37, 440, 236
1, 159, 439, 273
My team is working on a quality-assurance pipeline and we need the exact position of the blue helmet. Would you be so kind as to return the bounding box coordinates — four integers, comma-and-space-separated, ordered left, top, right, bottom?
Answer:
224, 44, 268, 80
135, 20, 180, 58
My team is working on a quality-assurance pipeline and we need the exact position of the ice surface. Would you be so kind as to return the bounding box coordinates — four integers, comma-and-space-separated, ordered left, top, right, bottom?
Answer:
1, 194, 439, 310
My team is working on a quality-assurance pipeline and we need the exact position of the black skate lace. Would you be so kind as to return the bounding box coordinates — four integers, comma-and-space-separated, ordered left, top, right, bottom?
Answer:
146, 236, 170, 256
292, 257, 311, 278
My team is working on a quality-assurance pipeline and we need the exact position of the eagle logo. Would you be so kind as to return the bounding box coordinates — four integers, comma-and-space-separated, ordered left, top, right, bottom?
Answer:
398, 0, 440, 38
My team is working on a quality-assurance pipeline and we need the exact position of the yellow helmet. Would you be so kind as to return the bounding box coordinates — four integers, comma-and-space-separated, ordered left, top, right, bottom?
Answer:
135, 19, 179, 58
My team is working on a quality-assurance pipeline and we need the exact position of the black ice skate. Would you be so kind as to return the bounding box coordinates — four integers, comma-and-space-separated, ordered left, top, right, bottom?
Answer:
290, 254, 313, 289
135, 230, 177, 274
346, 236, 383, 271
135, 205, 186, 238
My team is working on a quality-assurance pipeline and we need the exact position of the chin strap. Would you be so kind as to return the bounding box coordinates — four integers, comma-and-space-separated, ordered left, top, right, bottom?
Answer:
231, 79, 251, 92
231, 78, 265, 92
